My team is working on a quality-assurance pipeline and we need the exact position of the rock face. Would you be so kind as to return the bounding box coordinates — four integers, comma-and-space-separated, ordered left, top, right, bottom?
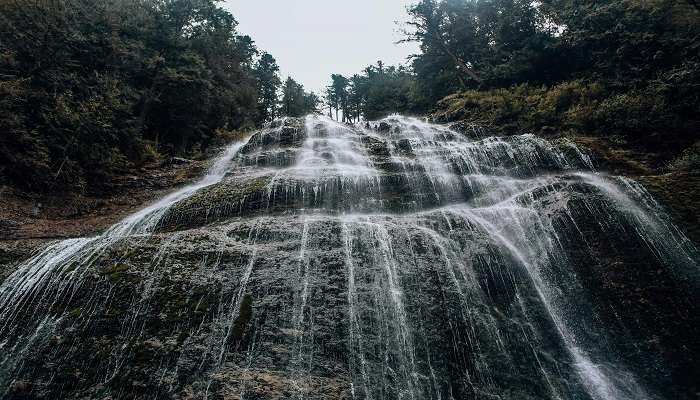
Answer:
0, 116, 698, 400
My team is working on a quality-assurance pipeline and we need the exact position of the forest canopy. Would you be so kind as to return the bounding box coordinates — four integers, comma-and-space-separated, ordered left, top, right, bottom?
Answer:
0, 0, 306, 192
325, 0, 699, 141
1, 0, 699, 193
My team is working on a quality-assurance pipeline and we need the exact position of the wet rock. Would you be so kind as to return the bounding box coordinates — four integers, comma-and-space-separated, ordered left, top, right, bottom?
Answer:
0, 116, 697, 400
164, 157, 194, 166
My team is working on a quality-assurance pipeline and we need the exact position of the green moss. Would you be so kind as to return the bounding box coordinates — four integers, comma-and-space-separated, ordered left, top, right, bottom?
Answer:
102, 263, 130, 275
639, 172, 700, 244
251, 176, 270, 190
119, 248, 142, 262
433, 80, 691, 142
171, 175, 271, 214
101, 263, 143, 284
105, 306, 124, 317
573, 137, 653, 176
67, 307, 83, 318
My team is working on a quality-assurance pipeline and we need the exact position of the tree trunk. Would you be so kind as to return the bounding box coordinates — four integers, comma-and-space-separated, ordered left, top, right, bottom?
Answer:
423, 18, 482, 83
438, 40, 482, 83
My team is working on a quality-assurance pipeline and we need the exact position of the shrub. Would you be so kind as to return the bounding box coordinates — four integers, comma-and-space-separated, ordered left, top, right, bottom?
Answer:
435, 79, 696, 143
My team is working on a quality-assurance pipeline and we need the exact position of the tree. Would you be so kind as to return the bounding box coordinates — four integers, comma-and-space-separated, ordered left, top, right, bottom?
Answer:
327, 74, 349, 121
404, 0, 483, 85
281, 77, 320, 117
405, 0, 699, 101
403, 0, 568, 103
302, 91, 321, 116
324, 87, 335, 119
0, 0, 275, 193
254, 52, 281, 123
324, 62, 426, 122
347, 74, 365, 123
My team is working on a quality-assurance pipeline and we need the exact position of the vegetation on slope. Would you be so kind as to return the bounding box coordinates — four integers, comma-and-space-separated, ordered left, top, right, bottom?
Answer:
433, 80, 698, 150
322, 63, 428, 122
0, 0, 319, 194
317, 0, 699, 241
2, 0, 698, 197
325, 0, 699, 144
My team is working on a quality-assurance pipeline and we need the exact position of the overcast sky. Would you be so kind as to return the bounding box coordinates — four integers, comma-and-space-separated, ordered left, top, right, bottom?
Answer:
224, 0, 420, 94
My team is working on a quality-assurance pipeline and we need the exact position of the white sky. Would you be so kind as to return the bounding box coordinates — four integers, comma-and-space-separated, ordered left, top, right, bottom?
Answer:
224, 0, 421, 94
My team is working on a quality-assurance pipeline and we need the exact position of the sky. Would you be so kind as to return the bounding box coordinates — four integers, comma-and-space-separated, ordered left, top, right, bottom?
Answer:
224, 0, 421, 94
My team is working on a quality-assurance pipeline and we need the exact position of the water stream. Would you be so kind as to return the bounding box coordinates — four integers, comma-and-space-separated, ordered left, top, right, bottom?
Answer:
0, 115, 697, 400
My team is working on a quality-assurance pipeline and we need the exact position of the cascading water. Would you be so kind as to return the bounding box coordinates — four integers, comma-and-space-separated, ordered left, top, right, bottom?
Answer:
0, 137, 249, 390
0, 115, 697, 400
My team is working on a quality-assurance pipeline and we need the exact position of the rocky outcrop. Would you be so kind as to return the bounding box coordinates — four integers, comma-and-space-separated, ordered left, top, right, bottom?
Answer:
0, 116, 697, 400
0, 158, 208, 299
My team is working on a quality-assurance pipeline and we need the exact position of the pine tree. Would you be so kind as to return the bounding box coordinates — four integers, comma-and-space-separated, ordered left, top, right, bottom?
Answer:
281, 77, 320, 117
254, 53, 281, 123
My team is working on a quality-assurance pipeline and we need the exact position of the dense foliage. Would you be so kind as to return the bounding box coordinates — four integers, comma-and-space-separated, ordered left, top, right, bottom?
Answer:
323, 63, 427, 122
280, 77, 321, 118
417, 0, 699, 144
407, 0, 700, 100
253, 52, 281, 123
434, 81, 684, 138
0, 0, 289, 193
2, 0, 698, 192
327, 0, 699, 144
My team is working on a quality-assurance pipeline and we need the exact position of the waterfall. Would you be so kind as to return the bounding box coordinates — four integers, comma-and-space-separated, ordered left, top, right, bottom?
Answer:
0, 115, 697, 400
0, 136, 250, 388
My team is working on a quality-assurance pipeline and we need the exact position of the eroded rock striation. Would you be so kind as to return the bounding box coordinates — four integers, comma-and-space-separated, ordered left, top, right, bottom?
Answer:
0, 116, 698, 400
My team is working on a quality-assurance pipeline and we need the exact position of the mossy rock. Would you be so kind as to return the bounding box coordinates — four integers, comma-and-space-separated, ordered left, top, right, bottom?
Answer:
158, 175, 272, 231
639, 172, 700, 244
